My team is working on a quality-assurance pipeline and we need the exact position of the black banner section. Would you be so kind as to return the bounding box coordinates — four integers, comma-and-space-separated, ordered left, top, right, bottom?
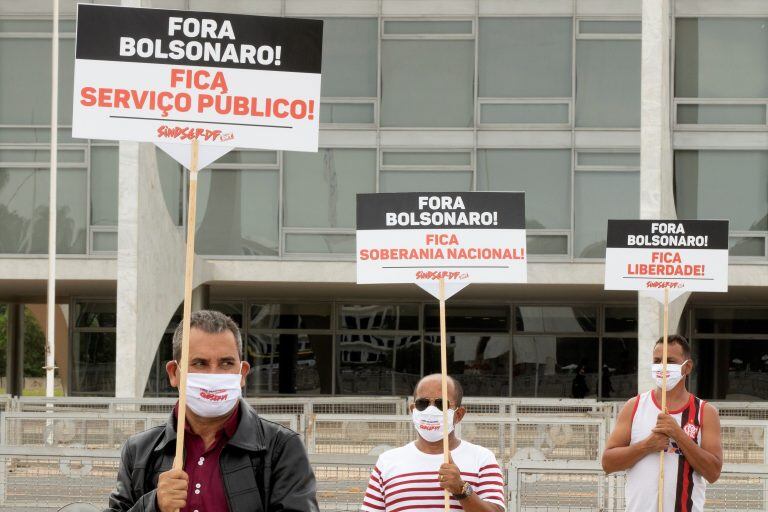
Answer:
76, 4, 322, 73
607, 220, 729, 250
356, 192, 525, 230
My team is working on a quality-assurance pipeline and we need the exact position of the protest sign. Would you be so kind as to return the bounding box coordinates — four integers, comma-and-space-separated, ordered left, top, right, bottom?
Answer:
356, 192, 527, 299
73, 4, 323, 168
604, 219, 729, 302
356, 192, 526, 511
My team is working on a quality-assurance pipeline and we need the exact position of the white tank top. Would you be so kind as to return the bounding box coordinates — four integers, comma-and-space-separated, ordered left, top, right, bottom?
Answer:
625, 390, 706, 512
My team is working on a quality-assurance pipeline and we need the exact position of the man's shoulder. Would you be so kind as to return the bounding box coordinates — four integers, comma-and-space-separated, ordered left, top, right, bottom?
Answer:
123, 424, 166, 456
375, 442, 416, 465
457, 440, 496, 460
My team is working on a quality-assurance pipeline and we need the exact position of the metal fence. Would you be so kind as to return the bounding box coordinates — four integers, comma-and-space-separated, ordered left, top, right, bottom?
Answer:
508, 460, 768, 512
461, 397, 612, 418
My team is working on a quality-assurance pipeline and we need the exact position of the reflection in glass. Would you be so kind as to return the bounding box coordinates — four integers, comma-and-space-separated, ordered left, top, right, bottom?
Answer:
517, 306, 597, 333
210, 302, 244, 328
250, 304, 332, 330
602, 338, 638, 399
72, 332, 116, 395
511, 336, 598, 398
339, 304, 419, 331
337, 335, 421, 395
693, 339, 768, 400
246, 333, 332, 395
425, 305, 509, 333
424, 335, 510, 397
694, 308, 768, 335
74, 302, 117, 328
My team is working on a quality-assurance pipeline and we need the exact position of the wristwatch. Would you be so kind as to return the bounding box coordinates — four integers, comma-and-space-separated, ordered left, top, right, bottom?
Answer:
452, 482, 474, 500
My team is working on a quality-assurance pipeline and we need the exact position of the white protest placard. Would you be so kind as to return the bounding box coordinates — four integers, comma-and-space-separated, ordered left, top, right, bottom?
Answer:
356, 192, 527, 299
604, 219, 729, 302
72, 4, 323, 168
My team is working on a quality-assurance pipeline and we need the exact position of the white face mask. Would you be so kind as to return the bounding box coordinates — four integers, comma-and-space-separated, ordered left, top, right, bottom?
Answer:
651, 360, 689, 391
182, 365, 243, 418
412, 405, 455, 443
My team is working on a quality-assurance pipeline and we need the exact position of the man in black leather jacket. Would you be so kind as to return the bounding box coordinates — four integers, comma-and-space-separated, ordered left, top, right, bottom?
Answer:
106, 310, 318, 512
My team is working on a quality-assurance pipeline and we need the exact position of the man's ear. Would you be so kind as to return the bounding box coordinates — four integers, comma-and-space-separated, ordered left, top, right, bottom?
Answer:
454, 406, 466, 424
166, 360, 180, 388
685, 359, 694, 375
239, 361, 251, 388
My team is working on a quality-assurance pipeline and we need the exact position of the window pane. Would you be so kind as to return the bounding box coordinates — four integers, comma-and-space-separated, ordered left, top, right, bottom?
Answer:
577, 152, 640, 167
692, 339, 768, 401
339, 304, 419, 331
694, 308, 768, 335
675, 18, 768, 98
144, 333, 175, 397
605, 306, 638, 333
478, 18, 572, 98
675, 151, 768, 232
71, 332, 116, 395
580, 21, 641, 34
320, 103, 375, 124
320, 18, 378, 97
214, 151, 277, 165
384, 20, 472, 35
196, 169, 278, 255
284, 149, 376, 228
574, 171, 639, 257
527, 235, 568, 255
512, 336, 598, 398
477, 149, 571, 229
250, 303, 332, 330
425, 305, 509, 333
677, 104, 766, 125
602, 338, 638, 399
92, 231, 117, 252
729, 237, 765, 257
90, 147, 118, 226
0, 148, 83, 164
0, 168, 87, 254
337, 334, 421, 395
517, 306, 597, 333
424, 334, 510, 397
480, 103, 569, 124
380, 171, 472, 193
246, 333, 333, 395
381, 40, 474, 127
382, 151, 471, 167
209, 302, 244, 328
285, 233, 355, 254
74, 301, 117, 328
0, 38, 75, 127
156, 149, 183, 226
576, 40, 641, 128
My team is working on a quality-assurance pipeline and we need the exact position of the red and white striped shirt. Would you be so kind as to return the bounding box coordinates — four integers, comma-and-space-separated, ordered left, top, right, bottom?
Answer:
361, 440, 506, 512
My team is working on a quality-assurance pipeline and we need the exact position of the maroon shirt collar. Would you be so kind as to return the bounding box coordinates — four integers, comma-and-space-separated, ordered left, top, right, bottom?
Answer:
173, 401, 241, 439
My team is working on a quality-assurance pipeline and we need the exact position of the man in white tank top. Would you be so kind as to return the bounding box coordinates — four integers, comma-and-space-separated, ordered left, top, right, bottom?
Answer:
602, 335, 723, 512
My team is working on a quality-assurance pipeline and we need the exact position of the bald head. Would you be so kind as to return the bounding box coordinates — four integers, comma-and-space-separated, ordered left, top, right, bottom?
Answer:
413, 374, 464, 408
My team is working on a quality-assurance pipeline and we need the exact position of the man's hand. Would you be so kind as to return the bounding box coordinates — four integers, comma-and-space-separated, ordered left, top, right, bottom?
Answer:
653, 413, 685, 443
156, 468, 188, 512
438, 455, 464, 496
643, 431, 670, 454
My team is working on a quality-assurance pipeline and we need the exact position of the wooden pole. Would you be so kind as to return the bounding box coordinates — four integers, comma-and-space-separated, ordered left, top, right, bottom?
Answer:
172, 139, 200, 476
438, 278, 450, 512
658, 286, 669, 511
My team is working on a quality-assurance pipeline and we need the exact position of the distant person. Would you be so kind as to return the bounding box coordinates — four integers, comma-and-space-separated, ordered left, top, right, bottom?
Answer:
602, 365, 614, 398
361, 374, 505, 512
107, 310, 318, 512
571, 365, 589, 398
602, 335, 723, 512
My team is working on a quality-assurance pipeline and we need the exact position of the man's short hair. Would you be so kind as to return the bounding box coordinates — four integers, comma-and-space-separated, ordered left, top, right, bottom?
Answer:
414, 374, 464, 407
654, 334, 691, 359
172, 310, 243, 362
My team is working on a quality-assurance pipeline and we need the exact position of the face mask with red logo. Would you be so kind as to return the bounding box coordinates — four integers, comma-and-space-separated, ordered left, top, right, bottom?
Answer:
183, 367, 243, 418
412, 405, 455, 443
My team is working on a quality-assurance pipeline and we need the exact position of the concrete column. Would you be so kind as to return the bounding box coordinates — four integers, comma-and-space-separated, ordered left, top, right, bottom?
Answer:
638, 0, 689, 393
191, 284, 210, 312
5, 304, 24, 397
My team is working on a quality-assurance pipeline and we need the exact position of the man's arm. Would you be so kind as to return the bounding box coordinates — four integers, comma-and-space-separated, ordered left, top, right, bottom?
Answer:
653, 403, 723, 483
602, 397, 668, 474
269, 434, 319, 512
107, 440, 159, 512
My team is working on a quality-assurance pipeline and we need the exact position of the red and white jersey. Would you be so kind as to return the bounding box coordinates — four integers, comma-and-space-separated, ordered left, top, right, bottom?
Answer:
626, 390, 707, 512
361, 440, 506, 512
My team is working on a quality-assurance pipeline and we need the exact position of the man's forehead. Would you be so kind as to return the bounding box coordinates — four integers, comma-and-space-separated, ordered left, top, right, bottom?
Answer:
415, 377, 454, 396
189, 329, 239, 357
653, 342, 685, 358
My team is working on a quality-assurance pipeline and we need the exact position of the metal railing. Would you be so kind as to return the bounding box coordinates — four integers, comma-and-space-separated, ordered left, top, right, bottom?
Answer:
461, 397, 612, 418
508, 460, 768, 511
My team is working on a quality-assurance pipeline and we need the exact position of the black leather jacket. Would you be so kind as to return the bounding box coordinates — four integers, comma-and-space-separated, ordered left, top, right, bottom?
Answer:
106, 400, 319, 512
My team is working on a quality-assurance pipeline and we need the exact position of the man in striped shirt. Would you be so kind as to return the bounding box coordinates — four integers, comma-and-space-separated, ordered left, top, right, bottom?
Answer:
361, 374, 506, 512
